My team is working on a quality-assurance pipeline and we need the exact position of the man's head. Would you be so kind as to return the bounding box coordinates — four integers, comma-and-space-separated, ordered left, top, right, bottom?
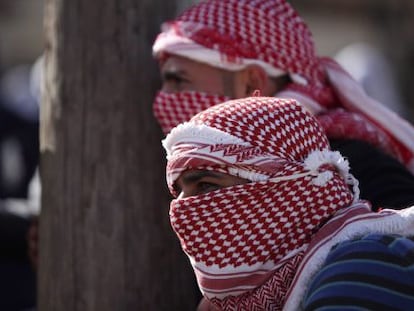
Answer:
153, 0, 317, 86
163, 96, 354, 198
162, 96, 358, 302
152, 0, 327, 134
152, 0, 414, 174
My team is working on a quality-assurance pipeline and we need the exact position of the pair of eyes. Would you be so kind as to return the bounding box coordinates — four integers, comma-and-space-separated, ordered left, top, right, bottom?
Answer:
173, 172, 251, 199
173, 180, 222, 198
162, 72, 191, 92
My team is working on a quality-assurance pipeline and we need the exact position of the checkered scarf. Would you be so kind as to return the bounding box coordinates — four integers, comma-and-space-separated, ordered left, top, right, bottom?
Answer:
154, 91, 231, 137
153, 0, 414, 172
163, 97, 358, 309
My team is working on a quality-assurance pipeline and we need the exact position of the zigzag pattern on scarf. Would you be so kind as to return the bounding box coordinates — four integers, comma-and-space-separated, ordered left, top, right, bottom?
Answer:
210, 252, 304, 311
209, 144, 265, 162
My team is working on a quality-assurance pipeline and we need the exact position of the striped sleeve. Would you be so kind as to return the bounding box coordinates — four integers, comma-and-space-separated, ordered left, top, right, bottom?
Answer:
302, 234, 414, 311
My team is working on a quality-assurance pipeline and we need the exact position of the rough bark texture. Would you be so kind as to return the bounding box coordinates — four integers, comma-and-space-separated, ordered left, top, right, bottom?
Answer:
39, 0, 199, 310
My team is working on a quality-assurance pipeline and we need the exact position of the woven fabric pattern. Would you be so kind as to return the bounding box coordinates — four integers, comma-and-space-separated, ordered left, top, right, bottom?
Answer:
165, 97, 329, 188
317, 108, 401, 161
210, 251, 304, 311
165, 97, 354, 306
153, 91, 230, 134
174, 0, 318, 77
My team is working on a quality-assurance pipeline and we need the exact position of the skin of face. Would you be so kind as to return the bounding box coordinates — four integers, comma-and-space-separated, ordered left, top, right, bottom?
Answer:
160, 55, 270, 98
175, 169, 249, 199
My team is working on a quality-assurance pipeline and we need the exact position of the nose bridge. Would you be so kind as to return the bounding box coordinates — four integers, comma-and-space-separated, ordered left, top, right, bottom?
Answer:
175, 177, 192, 199
178, 183, 190, 199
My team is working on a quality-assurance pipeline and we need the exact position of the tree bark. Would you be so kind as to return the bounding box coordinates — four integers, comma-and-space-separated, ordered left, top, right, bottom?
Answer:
39, 0, 199, 310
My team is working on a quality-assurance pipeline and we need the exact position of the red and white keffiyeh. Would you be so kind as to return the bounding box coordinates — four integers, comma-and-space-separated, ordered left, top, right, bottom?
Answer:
163, 97, 359, 310
153, 91, 231, 136
153, 0, 414, 172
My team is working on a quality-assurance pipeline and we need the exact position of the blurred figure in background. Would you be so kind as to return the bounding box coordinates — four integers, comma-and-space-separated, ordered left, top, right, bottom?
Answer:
335, 42, 408, 118
0, 56, 42, 311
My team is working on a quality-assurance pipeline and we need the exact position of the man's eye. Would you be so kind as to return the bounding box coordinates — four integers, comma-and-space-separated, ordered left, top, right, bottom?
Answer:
196, 182, 220, 195
162, 73, 190, 89
165, 75, 185, 83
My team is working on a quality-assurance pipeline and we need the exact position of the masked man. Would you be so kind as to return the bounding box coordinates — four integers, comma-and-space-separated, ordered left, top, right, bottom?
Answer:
163, 96, 414, 310
152, 0, 414, 209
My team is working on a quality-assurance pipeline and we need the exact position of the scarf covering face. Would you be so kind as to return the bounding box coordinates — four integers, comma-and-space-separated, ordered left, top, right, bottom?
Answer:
163, 97, 357, 310
153, 91, 230, 134
153, 0, 414, 172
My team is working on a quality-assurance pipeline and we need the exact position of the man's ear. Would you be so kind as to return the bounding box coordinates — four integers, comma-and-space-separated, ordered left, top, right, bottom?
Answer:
244, 65, 268, 96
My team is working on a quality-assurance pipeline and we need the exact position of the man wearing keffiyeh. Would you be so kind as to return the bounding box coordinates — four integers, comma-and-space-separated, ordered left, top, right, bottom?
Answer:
152, 0, 414, 209
163, 96, 414, 310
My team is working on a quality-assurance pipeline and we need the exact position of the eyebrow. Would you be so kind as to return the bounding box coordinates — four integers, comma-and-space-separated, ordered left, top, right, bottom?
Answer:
179, 170, 223, 186
162, 70, 188, 81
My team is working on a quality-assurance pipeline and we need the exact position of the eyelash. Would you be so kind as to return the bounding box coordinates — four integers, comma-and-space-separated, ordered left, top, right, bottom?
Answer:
163, 75, 189, 85
196, 181, 219, 194
172, 181, 220, 198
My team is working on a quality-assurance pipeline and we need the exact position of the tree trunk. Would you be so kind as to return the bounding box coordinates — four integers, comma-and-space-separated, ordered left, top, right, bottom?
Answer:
39, 0, 199, 310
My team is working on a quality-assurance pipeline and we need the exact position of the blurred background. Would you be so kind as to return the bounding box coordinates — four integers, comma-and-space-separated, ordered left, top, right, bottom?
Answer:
0, 0, 43, 69
2, 0, 414, 120
1, 0, 42, 310
0, 0, 413, 310
0, 0, 42, 207
291, 0, 414, 119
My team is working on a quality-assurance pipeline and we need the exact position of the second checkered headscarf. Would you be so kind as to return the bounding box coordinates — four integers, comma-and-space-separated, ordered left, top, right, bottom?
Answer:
154, 0, 414, 172
154, 0, 320, 90
163, 97, 357, 309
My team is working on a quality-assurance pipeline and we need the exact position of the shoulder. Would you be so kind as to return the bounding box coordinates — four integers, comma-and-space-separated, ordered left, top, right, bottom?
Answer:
302, 234, 414, 311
